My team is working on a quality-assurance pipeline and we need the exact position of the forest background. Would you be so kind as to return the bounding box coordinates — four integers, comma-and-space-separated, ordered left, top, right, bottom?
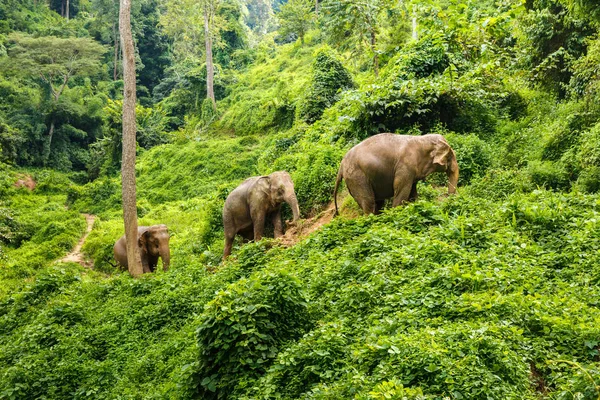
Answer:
2, 0, 600, 398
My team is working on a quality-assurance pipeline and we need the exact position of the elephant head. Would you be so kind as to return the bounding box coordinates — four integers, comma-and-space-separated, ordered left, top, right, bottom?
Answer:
268, 171, 301, 221
431, 136, 459, 194
139, 224, 171, 271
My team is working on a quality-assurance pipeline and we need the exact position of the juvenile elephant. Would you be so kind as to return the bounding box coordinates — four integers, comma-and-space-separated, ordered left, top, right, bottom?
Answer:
334, 133, 459, 215
223, 171, 300, 258
114, 224, 171, 273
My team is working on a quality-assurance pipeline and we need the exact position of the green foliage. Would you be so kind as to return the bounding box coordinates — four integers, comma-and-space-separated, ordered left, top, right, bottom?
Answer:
466, 169, 533, 200
574, 122, 600, 192
277, 0, 314, 44
217, 42, 313, 135
196, 268, 311, 397
4, 0, 600, 399
298, 48, 354, 124
272, 142, 344, 212
444, 132, 493, 185
526, 160, 571, 191
321, 0, 391, 74
391, 33, 450, 79
522, 0, 594, 97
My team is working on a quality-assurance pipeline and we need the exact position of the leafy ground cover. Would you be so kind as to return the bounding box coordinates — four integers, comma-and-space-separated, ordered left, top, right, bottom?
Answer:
1, 177, 599, 398
3, 1, 600, 398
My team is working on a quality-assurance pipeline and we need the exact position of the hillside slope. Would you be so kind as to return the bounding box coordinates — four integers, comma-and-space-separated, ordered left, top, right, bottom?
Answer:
2, 168, 600, 398
3, 0, 600, 398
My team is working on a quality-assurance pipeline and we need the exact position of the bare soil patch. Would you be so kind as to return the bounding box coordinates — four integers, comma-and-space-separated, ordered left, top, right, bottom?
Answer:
279, 202, 337, 247
14, 175, 36, 191
58, 214, 96, 267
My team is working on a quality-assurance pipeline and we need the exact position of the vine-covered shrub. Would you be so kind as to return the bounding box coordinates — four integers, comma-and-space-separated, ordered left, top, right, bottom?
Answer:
272, 143, 344, 213
68, 177, 121, 214
526, 160, 571, 191
298, 49, 354, 124
466, 169, 533, 199
575, 122, 600, 192
541, 110, 595, 162
196, 268, 310, 398
247, 322, 351, 399
444, 133, 493, 185
389, 33, 449, 79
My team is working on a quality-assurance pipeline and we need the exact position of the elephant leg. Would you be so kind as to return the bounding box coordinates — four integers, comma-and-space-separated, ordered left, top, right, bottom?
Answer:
239, 227, 254, 243
392, 175, 414, 207
374, 200, 385, 215
346, 172, 376, 215
148, 255, 158, 272
272, 209, 284, 238
409, 182, 418, 202
223, 224, 236, 259
251, 210, 267, 241
223, 231, 235, 259
142, 259, 152, 274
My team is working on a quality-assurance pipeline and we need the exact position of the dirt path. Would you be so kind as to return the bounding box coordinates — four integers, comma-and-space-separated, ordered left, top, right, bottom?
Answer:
278, 202, 337, 247
58, 214, 96, 267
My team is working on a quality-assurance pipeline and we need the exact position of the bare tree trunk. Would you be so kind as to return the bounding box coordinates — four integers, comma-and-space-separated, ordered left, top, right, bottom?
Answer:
119, 0, 143, 277
44, 120, 55, 165
66, 0, 70, 19
412, 14, 418, 40
315, 0, 319, 16
113, 23, 120, 80
204, 3, 216, 110
61, 0, 65, 17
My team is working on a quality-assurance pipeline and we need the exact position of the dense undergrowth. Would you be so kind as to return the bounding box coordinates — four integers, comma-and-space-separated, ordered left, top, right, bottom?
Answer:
3, 0, 600, 398
2, 176, 600, 398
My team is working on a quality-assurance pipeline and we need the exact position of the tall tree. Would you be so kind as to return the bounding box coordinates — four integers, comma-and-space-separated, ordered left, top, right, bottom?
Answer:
204, 0, 217, 109
161, 0, 221, 108
2, 34, 105, 164
90, 0, 121, 80
120, 0, 143, 277
277, 0, 314, 45
322, 0, 391, 77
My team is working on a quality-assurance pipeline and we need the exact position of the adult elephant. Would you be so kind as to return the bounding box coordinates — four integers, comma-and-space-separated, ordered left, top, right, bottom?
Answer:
333, 133, 459, 215
114, 224, 170, 273
223, 171, 300, 258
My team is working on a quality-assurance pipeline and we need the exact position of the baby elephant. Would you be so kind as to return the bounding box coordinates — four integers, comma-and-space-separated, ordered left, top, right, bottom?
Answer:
334, 133, 459, 215
114, 224, 171, 273
223, 171, 300, 258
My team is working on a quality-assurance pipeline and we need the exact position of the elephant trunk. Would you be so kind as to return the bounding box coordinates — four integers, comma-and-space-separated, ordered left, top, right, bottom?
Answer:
447, 155, 459, 195
160, 244, 171, 271
285, 192, 301, 221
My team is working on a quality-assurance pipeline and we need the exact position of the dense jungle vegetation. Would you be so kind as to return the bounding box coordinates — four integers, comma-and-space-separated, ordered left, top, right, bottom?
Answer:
2, 0, 600, 398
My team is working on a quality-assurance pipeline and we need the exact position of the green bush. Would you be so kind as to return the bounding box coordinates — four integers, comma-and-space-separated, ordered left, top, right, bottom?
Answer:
33, 170, 75, 193
526, 160, 571, 191
196, 268, 311, 398
272, 143, 344, 213
445, 132, 493, 185
577, 122, 600, 167
389, 33, 449, 79
466, 169, 533, 200
575, 166, 600, 193
81, 218, 122, 272
574, 123, 600, 192
298, 48, 354, 124
247, 322, 351, 398
70, 177, 121, 214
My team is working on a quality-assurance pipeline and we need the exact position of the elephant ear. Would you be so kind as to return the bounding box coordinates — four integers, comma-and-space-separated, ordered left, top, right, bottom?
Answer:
138, 230, 149, 249
433, 141, 452, 167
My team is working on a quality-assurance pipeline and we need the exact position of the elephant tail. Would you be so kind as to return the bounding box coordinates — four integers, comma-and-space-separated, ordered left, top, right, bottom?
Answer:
333, 165, 343, 216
